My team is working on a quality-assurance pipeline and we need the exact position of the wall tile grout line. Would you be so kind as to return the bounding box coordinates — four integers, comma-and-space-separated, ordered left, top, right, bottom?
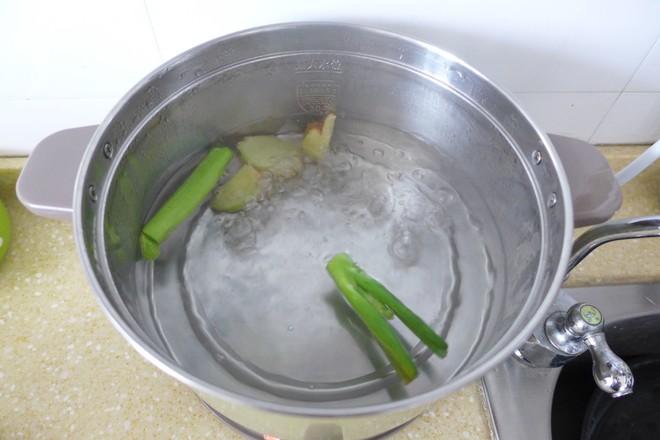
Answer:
588, 34, 660, 143
141, 0, 165, 64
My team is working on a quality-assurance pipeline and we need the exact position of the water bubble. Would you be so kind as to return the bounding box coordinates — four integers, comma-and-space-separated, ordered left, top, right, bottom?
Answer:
249, 204, 273, 229
310, 188, 324, 202
467, 211, 483, 232
423, 187, 456, 205
387, 171, 403, 182
400, 190, 426, 221
287, 325, 294, 332
289, 181, 306, 198
223, 217, 256, 253
389, 224, 421, 264
273, 179, 287, 194
426, 206, 451, 232
394, 150, 405, 159
334, 160, 352, 172
368, 193, 392, 218
412, 168, 425, 181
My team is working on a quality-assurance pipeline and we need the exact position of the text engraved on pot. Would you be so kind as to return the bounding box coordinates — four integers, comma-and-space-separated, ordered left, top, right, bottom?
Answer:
295, 58, 343, 73
297, 80, 338, 114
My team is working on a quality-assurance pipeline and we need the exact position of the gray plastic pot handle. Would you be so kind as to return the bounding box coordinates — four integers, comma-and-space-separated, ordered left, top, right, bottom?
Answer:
16, 125, 98, 222
548, 134, 622, 228
15, 128, 621, 227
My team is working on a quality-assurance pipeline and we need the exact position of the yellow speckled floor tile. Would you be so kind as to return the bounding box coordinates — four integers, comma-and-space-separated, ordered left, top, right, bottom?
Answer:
0, 160, 242, 438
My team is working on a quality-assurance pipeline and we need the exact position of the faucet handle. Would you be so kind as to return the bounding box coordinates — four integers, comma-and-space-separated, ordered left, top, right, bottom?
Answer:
546, 303, 634, 397
583, 332, 634, 397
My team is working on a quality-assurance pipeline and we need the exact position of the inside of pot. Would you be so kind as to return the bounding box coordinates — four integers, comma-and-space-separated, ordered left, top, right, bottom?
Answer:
78, 24, 568, 410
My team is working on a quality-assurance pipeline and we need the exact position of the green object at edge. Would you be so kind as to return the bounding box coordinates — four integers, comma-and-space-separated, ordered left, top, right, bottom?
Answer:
0, 197, 10, 264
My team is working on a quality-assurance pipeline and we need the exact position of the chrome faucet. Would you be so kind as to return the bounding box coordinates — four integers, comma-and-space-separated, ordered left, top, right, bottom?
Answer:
514, 215, 660, 397
545, 302, 633, 397
513, 290, 634, 397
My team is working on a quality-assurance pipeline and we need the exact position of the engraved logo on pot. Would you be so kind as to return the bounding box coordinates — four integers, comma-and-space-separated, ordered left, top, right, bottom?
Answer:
296, 80, 338, 114
294, 58, 343, 73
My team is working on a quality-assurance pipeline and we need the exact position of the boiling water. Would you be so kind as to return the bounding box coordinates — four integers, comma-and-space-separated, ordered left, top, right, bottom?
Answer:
145, 120, 498, 403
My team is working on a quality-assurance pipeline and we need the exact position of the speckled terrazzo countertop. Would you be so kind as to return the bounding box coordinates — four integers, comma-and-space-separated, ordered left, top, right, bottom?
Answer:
0, 146, 658, 439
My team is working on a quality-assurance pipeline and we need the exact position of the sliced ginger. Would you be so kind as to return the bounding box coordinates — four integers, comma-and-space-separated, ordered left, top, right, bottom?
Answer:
237, 135, 303, 179
211, 113, 337, 214
211, 164, 261, 213
302, 113, 336, 162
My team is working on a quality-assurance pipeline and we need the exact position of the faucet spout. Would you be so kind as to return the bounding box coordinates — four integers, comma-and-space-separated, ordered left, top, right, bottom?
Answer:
583, 333, 634, 397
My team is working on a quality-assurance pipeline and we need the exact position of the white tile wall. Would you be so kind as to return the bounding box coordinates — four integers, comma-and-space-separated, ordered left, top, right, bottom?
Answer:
1, 0, 659, 154
590, 32, 660, 143
625, 37, 660, 92
513, 92, 620, 141
0, 0, 161, 100
0, 99, 118, 156
591, 93, 660, 144
0, 0, 162, 154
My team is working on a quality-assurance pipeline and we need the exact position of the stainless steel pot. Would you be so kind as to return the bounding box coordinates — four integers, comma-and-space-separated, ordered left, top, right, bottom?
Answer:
16, 23, 627, 439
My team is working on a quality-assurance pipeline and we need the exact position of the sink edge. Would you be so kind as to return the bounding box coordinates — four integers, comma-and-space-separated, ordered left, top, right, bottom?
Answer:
483, 282, 660, 440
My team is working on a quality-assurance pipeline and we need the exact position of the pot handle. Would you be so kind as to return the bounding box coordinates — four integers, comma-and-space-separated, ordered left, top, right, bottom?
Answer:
548, 134, 622, 228
16, 126, 98, 222
15, 129, 621, 227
